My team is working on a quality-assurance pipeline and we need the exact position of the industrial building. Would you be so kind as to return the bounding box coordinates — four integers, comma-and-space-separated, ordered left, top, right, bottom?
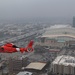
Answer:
51, 55, 75, 75
37, 25, 75, 48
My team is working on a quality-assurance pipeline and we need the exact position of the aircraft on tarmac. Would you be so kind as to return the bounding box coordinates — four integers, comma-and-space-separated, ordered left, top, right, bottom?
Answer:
0, 40, 34, 53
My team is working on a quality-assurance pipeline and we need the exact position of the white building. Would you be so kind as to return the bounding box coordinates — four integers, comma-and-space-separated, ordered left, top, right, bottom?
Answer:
51, 55, 75, 75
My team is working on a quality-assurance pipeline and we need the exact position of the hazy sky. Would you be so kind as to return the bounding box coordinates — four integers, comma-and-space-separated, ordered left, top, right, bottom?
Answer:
0, 0, 75, 20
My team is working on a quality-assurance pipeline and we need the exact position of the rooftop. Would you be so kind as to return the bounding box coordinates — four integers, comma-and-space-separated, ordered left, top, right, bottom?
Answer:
52, 55, 75, 66
25, 62, 46, 70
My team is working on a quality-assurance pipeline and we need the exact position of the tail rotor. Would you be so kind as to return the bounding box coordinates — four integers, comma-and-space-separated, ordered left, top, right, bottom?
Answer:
26, 40, 34, 52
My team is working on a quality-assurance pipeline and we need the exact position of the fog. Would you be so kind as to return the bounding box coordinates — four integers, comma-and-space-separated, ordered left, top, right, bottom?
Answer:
0, 0, 75, 20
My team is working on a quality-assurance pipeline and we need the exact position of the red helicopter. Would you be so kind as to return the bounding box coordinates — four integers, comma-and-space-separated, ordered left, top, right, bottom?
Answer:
0, 40, 34, 53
